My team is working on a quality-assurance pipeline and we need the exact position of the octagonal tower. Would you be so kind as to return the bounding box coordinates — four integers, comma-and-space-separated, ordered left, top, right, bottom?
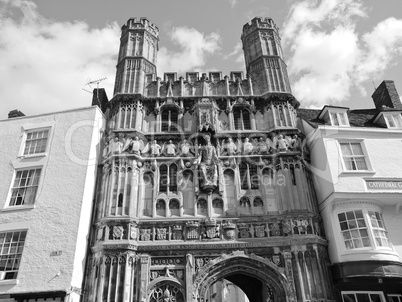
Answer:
113, 17, 159, 95
242, 17, 291, 95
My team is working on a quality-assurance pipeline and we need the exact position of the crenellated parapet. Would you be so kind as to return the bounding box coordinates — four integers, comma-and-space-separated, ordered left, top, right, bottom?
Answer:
124, 17, 159, 38
242, 17, 280, 37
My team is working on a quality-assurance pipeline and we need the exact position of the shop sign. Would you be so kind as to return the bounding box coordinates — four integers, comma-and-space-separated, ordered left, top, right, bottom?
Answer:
366, 180, 402, 190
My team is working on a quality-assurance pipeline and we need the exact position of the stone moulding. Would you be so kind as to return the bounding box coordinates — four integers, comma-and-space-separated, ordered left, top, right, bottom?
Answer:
192, 250, 291, 302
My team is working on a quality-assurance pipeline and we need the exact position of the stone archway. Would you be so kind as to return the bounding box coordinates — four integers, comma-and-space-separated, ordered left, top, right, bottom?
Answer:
148, 278, 185, 302
192, 251, 292, 302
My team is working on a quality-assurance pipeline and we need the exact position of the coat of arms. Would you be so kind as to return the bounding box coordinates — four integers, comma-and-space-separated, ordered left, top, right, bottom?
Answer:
113, 225, 124, 239
130, 226, 138, 240
140, 229, 152, 241
156, 228, 167, 240
255, 225, 266, 238
204, 225, 219, 239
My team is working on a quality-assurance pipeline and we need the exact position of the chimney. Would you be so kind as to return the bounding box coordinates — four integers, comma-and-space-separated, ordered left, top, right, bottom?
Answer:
372, 80, 402, 110
92, 88, 109, 113
8, 109, 25, 119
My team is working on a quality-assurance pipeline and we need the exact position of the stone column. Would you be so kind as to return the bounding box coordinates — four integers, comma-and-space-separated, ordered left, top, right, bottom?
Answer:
96, 255, 107, 302
123, 253, 136, 301
139, 255, 150, 302
282, 251, 297, 302
186, 254, 195, 302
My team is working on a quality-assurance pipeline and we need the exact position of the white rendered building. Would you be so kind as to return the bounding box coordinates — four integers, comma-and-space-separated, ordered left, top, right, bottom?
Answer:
0, 105, 105, 302
299, 80, 402, 301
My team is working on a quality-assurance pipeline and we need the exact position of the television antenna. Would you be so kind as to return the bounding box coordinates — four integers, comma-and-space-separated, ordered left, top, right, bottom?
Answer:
82, 77, 107, 103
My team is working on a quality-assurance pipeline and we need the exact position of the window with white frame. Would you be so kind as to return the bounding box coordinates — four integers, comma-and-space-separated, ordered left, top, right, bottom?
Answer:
23, 129, 49, 155
384, 113, 402, 128
342, 292, 385, 302
338, 209, 391, 250
389, 295, 402, 302
340, 142, 368, 171
338, 210, 371, 249
9, 168, 41, 206
368, 211, 391, 248
329, 111, 348, 126
0, 230, 27, 280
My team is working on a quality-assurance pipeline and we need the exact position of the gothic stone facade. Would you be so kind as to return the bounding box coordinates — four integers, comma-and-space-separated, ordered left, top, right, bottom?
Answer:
83, 17, 335, 302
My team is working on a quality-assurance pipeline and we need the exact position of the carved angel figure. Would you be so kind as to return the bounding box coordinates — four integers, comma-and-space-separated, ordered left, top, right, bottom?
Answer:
122, 136, 145, 155
288, 135, 301, 150
162, 140, 177, 156
109, 137, 123, 154
221, 137, 237, 156
243, 137, 253, 154
276, 134, 288, 151
142, 140, 161, 156
257, 137, 269, 154
179, 139, 194, 156
131, 136, 143, 154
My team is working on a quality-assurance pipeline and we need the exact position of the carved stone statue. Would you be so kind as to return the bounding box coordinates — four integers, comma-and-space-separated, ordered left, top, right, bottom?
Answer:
163, 140, 177, 156
180, 139, 194, 156
288, 135, 301, 151
122, 136, 144, 155
257, 137, 268, 154
221, 137, 237, 156
195, 136, 219, 191
131, 136, 143, 154
142, 140, 161, 156
243, 137, 253, 154
110, 137, 123, 154
277, 134, 289, 151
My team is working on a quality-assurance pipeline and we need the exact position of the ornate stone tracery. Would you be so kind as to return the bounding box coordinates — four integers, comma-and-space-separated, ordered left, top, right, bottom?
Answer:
84, 16, 336, 302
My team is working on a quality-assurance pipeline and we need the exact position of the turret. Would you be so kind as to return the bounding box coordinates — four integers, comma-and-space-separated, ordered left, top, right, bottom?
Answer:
241, 17, 291, 94
113, 17, 159, 95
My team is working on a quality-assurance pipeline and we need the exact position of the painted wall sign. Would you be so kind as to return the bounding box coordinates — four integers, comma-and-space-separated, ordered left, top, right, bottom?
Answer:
366, 180, 402, 190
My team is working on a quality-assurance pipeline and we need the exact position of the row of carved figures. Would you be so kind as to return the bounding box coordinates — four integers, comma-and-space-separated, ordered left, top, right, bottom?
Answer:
107, 133, 306, 157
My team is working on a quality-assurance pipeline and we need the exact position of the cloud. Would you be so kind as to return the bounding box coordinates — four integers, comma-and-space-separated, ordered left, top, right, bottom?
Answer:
227, 0, 237, 8
281, 0, 402, 106
224, 42, 245, 65
0, 0, 120, 118
288, 26, 360, 104
356, 17, 402, 83
283, 0, 366, 41
157, 27, 221, 75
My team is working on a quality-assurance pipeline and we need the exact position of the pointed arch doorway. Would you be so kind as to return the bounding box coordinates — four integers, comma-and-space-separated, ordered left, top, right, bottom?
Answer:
193, 252, 291, 302
206, 274, 271, 302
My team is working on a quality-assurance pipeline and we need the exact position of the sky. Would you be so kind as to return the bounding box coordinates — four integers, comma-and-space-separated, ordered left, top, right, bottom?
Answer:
1, 0, 402, 119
